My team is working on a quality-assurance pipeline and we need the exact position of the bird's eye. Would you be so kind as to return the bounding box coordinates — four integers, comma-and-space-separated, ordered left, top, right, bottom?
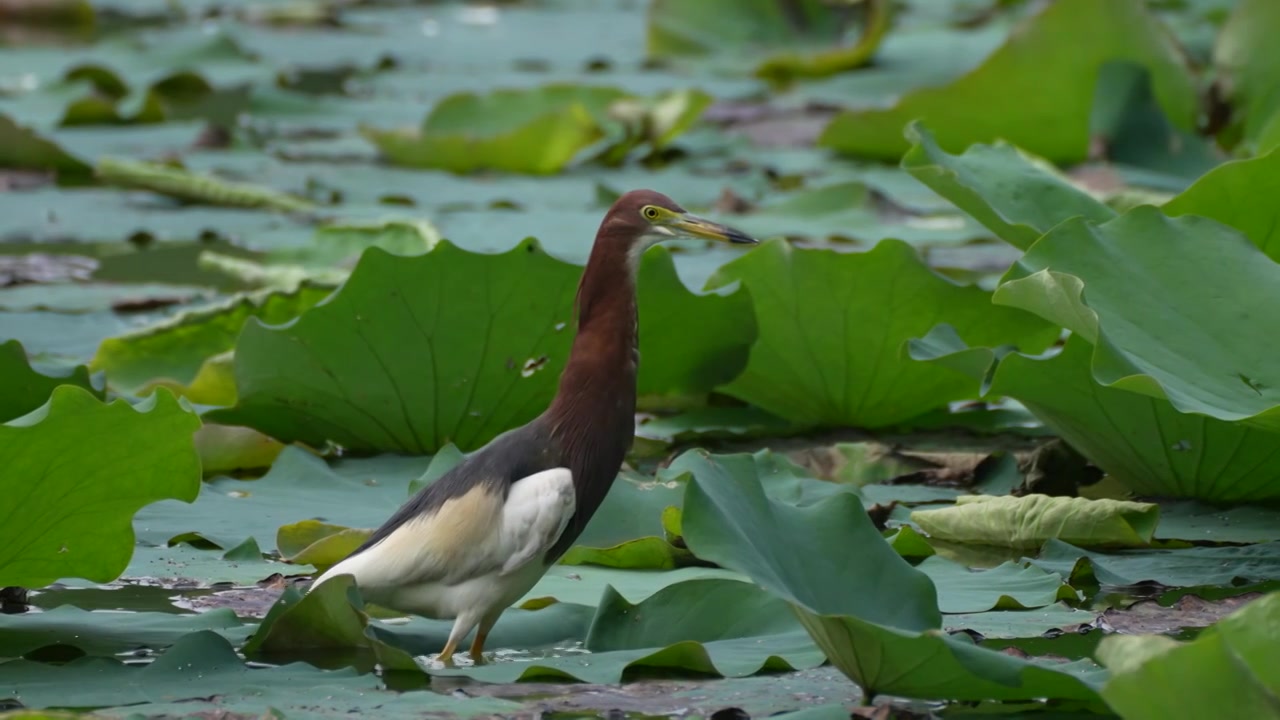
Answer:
643, 207, 659, 220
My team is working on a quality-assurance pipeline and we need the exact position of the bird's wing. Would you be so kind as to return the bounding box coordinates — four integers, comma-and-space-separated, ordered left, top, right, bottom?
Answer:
499, 467, 576, 576
313, 479, 510, 591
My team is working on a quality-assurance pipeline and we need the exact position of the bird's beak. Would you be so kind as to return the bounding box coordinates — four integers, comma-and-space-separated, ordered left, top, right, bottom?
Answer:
669, 213, 759, 245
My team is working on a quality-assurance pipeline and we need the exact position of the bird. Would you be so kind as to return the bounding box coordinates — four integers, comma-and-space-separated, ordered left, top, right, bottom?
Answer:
308, 189, 758, 665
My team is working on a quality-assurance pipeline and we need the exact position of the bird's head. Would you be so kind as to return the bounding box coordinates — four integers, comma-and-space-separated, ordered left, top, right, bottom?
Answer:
600, 189, 758, 266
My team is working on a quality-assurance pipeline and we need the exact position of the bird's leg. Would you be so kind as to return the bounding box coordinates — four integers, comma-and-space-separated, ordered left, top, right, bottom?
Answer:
437, 616, 475, 665
468, 614, 500, 665
436, 637, 458, 665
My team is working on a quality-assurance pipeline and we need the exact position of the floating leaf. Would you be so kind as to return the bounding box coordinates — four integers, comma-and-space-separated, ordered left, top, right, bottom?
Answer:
995, 207, 1280, 431
677, 449, 1104, 701
0, 339, 103, 423
0, 115, 90, 178
244, 574, 418, 671
95, 157, 313, 212
0, 606, 247, 659
208, 239, 581, 453
705, 238, 1056, 428
1096, 592, 1280, 719
1032, 539, 1280, 587
91, 283, 334, 397
0, 386, 201, 587
910, 328, 1280, 501
901, 122, 1115, 250
210, 240, 756, 453
1211, 0, 1280, 153
912, 495, 1160, 551
1163, 146, 1280, 262
364, 84, 626, 174
431, 578, 824, 683
820, 0, 1198, 163
635, 246, 756, 403
917, 556, 1079, 613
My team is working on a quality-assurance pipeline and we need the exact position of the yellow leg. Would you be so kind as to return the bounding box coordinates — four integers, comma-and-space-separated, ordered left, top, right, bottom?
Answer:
469, 614, 500, 665
468, 629, 489, 665
436, 637, 458, 664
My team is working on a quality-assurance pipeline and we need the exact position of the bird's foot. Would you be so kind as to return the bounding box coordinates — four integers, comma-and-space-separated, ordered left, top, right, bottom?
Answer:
468, 651, 488, 666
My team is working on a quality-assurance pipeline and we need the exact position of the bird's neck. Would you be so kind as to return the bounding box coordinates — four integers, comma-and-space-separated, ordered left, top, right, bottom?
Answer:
540, 235, 640, 555
547, 238, 640, 427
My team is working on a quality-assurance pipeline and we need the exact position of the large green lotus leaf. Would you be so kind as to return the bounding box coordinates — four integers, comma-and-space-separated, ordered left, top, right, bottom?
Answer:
1096, 592, 1280, 719
0, 629, 521, 717
364, 601, 595, 658
795, 612, 1104, 702
901, 122, 1116, 250
91, 283, 334, 398
0, 339, 103, 423
1032, 539, 1280, 587
647, 0, 893, 83
996, 208, 1280, 431
135, 447, 416, 555
520, 565, 747, 608
677, 449, 940, 628
586, 578, 804, 649
646, 0, 843, 61
210, 239, 756, 453
705, 238, 1057, 428
0, 386, 201, 587
0, 630, 367, 710
207, 239, 580, 453
1162, 146, 1280, 262
909, 328, 1280, 501
635, 246, 756, 402
678, 448, 1105, 702
819, 0, 1197, 163
1212, 0, 1280, 154
912, 495, 1160, 551
726, 180, 984, 247
0, 606, 248, 659
364, 84, 625, 174
916, 556, 1079, 614
244, 574, 418, 671
1155, 501, 1280, 544
946, 604, 1097, 640
0, 114, 91, 178
431, 578, 824, 683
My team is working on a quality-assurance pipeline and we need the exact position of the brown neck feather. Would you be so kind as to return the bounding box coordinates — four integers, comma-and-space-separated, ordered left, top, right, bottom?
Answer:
541, 226, 640, 557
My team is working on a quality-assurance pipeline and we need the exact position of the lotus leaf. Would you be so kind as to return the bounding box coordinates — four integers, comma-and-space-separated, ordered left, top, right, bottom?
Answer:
1032, 539, 1280, 587
1096, 592, 1280, 719
91, 283, 333, 396
996, 208, 1280, 431
0, 339, 103, 423
910, 328, 1280, 501
0, 629, 521, 716
901, 122, 1116, 250
0, 606, 246, 658
243, 574, 418, 670
210, 240, 754, 453
912, 495, 1160, 551
820, 0, 1198, 163
430, 577, 825, 683
0, 386, 201, 587
916, 556, 1080, 613
1162, 146, 1280, 261
364, 84, 705, 174
706, 238, 1057, 428
677, 447, 1105, 701
1212, 0, 1280, 153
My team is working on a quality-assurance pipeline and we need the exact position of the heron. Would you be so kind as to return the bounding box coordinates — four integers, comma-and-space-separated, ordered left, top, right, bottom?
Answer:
309, 189, 758, 664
